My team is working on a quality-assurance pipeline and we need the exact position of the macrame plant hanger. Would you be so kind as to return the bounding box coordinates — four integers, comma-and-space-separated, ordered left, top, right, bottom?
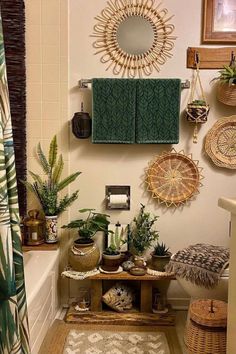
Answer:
186, 52, 210, 143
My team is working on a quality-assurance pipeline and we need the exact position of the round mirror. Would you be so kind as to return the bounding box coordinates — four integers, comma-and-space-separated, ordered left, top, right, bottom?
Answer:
117, 16, 154, 55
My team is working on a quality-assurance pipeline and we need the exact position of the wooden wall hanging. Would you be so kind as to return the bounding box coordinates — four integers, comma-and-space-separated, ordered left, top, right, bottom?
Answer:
187, 47, 236, 69
146, 149, 204, 208
92, 0, 176, 78
0, 0, 26, 216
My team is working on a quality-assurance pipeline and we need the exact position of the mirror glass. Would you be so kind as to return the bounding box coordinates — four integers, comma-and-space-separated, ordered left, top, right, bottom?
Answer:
117, 16, 154, 55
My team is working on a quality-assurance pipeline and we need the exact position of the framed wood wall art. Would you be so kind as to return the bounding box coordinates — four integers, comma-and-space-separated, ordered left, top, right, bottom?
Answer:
202, 0, 236, 44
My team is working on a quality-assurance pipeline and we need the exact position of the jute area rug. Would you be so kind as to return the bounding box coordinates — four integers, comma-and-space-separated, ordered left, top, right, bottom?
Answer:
39, 320, 182, 354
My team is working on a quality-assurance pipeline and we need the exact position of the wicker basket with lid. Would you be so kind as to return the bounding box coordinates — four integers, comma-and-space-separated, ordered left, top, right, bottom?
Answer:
185, 299, 227, 354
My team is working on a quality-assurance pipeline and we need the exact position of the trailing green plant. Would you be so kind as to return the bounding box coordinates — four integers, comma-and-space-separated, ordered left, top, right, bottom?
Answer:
153, 242, 170, 256
62, 208, 111, 239
211, 63, 236, 86
22, 135, 80, 216
103, 245, 120, 256
128, 204, 159, 256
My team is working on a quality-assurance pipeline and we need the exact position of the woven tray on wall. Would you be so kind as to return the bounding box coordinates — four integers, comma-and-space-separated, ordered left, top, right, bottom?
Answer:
146, 149, 204, 207
205, 115, 236, 169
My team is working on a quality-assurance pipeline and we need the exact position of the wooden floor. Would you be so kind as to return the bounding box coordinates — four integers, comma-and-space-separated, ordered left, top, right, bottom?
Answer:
39, 318, 183, 354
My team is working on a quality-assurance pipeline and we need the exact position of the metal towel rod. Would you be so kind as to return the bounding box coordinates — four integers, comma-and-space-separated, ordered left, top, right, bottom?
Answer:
78, 79, 191, 90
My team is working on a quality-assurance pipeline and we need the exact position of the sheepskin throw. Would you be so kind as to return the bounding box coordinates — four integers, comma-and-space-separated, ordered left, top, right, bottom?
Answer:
166, 243, 229, 288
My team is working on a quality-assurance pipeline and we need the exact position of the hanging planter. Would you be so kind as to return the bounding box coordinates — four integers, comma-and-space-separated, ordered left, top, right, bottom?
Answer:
217, 82, 236, 106
186, 54, 210, 143
212, 53, 236, 106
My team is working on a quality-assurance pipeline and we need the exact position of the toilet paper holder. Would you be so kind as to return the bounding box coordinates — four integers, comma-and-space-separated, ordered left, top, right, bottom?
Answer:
105, 185, 130, 210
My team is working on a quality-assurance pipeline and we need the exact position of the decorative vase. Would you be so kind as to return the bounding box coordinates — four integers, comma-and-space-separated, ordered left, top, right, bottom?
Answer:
217, 83, 236, 106
133, 255, 146, 268
45, 215, 58, 243
101, 253, 121, 272
69, 239, 100, 272
151, 253, 171, 272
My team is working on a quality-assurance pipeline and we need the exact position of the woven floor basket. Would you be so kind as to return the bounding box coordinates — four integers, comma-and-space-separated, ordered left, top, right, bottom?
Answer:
217, 83, 236, 106
185, 299, 227, 354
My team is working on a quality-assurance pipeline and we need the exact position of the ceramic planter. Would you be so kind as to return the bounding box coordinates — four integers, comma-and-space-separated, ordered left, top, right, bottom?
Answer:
151, 252, 171, 272
45, 215, 58, 243
102, 253, 121, 272
69, 239, 100, 272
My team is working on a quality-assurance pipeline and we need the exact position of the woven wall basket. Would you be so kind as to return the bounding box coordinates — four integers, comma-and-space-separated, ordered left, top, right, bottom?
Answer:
217, 83, 236, 106
205, 115, 236, 169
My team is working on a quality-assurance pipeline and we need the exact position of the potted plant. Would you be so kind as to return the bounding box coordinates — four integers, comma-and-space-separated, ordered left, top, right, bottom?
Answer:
22, 136, 80, 243
101, 245, 121, 272
128, 204, 159, 266
62, 208, 111, 272
151, 242, 171, 272
212, 63, 236, 106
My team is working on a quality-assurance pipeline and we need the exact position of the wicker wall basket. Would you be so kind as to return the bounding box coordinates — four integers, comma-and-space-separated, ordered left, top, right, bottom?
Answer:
217, 83, 236, 106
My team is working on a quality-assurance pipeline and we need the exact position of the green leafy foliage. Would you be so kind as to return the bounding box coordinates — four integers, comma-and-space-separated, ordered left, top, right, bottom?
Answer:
109, 222, 127, 252
104, 245, 120, 256
191, 99, 206, 106
212, 64, 236, 86
129, 204, 159, 255
153, 242, 170, 256
21, 135, 81, 216
62, 208, 111, 239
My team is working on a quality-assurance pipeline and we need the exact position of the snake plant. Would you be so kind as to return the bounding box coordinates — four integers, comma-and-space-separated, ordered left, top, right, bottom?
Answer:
22, 135, 81, 216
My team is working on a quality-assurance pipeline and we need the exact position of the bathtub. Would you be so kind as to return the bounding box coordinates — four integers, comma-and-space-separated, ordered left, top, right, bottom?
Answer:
23, 250, 60, 354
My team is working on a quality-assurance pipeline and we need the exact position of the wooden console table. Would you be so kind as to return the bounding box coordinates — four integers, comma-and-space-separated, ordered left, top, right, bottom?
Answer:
66, 271, 176, 326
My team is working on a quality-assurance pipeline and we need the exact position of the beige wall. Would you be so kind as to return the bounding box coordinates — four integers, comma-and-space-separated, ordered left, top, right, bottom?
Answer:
25, 0, 70, 303
69, 0, 235, 302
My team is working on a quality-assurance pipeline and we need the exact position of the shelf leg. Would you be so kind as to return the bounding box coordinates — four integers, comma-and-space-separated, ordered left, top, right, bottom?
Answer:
90, 279, 102, 311
140, 281, 152, 313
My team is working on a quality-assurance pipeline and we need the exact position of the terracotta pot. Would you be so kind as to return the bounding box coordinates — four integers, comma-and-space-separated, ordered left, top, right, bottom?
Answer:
45, 215, 58, 243
151, 253, 171, 272
102, 253, 121, 272
69, 239, 100, 272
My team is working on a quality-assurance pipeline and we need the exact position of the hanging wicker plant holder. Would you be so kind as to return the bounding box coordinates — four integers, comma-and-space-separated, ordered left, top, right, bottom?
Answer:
186, 60, 210, 143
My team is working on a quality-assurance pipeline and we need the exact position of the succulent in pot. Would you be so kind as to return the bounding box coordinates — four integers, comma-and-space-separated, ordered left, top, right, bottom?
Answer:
102, 245, 121, 272
211, 62, 236, 106
151, 242, 171, 272
62, 209, 111, 272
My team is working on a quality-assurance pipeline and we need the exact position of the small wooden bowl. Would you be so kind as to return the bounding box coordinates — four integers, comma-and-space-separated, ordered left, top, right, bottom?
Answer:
129, 266, 147, 276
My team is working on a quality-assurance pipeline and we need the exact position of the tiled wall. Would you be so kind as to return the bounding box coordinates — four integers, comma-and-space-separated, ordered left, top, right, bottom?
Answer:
25, 0, 70, 303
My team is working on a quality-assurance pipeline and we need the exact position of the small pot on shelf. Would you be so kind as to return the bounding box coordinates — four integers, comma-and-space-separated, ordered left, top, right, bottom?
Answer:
101, 247, 121, 272
151, 242, 171, 272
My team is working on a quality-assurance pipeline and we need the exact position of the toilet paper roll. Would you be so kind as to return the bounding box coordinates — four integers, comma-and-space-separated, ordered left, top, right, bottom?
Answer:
109, 194, 128, 206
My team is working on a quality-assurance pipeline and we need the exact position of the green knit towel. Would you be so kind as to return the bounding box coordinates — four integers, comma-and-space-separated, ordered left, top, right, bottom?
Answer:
136, 79, 181, 144
92, 78, 136, 143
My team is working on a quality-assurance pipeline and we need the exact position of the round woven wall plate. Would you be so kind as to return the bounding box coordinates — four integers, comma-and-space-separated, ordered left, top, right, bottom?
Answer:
205, 115, 236, 169
146, 149, 203, 207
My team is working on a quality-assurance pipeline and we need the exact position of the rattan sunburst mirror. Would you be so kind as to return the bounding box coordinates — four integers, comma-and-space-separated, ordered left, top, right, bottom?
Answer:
146, 149, 204, 207
92, 0, 176, 77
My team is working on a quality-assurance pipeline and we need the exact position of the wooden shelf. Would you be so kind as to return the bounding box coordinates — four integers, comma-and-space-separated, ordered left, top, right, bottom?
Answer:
22, 243, 59, 252
88, 271, 175, 281
66, 307, 175, 326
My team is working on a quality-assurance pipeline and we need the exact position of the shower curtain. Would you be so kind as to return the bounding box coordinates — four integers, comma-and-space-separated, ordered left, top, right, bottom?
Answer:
0, 12, 30, 354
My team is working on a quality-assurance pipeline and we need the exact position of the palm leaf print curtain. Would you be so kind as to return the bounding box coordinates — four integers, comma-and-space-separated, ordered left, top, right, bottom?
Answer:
0, 13, 30, 354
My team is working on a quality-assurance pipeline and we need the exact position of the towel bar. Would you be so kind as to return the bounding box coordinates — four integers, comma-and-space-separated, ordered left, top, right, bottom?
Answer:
78, 79, 191, 90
